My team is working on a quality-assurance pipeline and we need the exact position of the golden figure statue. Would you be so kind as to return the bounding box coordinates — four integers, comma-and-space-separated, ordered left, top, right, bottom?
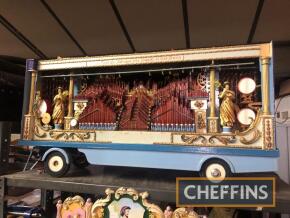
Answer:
33, 91, 42, 118
219, 81, 236, 127
52, 87, 68, 127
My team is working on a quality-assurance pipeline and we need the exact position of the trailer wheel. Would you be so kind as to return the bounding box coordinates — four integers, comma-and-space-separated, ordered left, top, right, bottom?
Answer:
200, 159, 232, 181
44, 151, 70, 177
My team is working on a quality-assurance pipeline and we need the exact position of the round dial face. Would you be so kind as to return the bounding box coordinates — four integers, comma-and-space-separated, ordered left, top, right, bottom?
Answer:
238, 78, 256, 94
70, 119, 78, 127
237, 108, 256, 125
42, 113, 51, 125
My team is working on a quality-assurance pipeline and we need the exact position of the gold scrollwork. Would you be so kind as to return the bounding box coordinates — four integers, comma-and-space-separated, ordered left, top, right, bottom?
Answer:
62, 195, 85, 210
209, 135, 236, 145
236, 109, 261, 136
240, 129, 261, 145
181, 134, 206, 145
91, 189, 114, 218
172, 208, 199, 218
34, 125, 47, 138
34, 119, 51, 138
115, 187, 139, 201
140, 192, 164, 218
49, 131, 91, 141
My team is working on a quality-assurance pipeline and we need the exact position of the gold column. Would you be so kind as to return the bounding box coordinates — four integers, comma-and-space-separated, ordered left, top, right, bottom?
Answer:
64, 75, 74, 129
207, 61, 218, 133
261, 57, 271, 115
68, 75, 74, 117
209, 66, 216, 117
23, 70, 37, 139
28, 71, 37, 115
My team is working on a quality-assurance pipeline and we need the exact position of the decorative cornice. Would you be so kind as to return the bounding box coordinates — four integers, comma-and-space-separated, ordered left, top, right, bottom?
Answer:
38, 43, 272, 71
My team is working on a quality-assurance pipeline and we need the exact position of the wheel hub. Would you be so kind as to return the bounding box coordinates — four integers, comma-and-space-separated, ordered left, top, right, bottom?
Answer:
48, 156, 64, 172
211, 168, 222, 178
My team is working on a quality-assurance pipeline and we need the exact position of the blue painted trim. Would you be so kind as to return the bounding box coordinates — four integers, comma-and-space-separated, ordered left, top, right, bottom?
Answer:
18, 140, 279, 158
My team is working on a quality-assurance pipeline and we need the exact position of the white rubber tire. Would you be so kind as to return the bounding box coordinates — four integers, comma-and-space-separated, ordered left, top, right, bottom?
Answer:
205, 163, 227, 180
44, 151, 70, 177
200, 159, 232, 181
48, 155, 64, 173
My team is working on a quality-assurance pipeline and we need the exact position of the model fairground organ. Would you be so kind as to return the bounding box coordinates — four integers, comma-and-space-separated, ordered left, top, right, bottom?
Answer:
19, 43, 278, 179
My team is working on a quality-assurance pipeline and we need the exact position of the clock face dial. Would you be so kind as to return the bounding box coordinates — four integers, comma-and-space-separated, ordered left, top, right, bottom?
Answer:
70, 119, 78, 127
42, 113, 51, 125
237, 108, 256, 125
238, 78, 256, 94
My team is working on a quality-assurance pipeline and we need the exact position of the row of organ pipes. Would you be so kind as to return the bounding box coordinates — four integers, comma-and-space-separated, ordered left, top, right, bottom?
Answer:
73, 74, 207, 131
42, 63, 263, 133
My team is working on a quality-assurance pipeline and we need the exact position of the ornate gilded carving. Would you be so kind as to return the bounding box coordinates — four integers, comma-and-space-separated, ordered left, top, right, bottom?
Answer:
23, 115, 35, 140
263, 117, 274, 149
115, 187, 139, 201
172, 208, 198, 218
91, 188, 164, 218
61, 195, 87, 218
91, 189, 114, 218
197, 112, 206, 129
49, 131, 91, 141
197, 71, 207, 91
181, 134, 206, 145
33, 117, 95, 142
208, 117, 218, 133
58, 192, 204, 218
209, 135, 236, 145
62, 195, 85, 210
140, 192, 164, 218
240, 129, 261, 145
236, 110, 261, 136
34, 125, 47, 138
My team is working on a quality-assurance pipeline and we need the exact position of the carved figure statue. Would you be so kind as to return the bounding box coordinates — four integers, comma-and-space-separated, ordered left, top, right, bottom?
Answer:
164, 205, 173, 218
33, 91, 42, 118
219, 81, 236, 127
85, 198, 93, 218
52, 87, 68, 126
56, 200, 63, 218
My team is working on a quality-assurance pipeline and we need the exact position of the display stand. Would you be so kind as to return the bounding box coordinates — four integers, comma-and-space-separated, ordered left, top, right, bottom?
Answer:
0, 166, 290, 217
